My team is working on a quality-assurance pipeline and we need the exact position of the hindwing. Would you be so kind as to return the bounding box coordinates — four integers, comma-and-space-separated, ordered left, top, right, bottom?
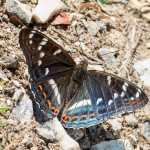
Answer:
86, 70, 148, 120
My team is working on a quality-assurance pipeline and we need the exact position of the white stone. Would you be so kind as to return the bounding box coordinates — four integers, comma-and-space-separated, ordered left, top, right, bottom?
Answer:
0, 71, 8, 81
51, 118, 80, 150
108, 119, 122, 135
141, 121, 150, 142
125, 114, 138, 126
134, 58, 150, 88
32, 0, 65, 23
91, 139, 132, 150
13, 88, 24, 100
98, 47, 117, 64
12, 94, 33, 123
5, 0, 32, 24
36, 122, 56, 141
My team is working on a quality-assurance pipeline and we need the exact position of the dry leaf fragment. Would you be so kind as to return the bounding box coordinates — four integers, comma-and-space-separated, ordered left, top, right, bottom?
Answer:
51, 12, 71, 25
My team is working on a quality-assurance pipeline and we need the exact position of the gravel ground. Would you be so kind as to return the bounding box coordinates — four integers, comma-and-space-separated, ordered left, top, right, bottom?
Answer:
0, 0, 150, 150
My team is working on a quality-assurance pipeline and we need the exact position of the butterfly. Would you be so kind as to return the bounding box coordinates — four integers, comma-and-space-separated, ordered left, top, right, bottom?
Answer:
19, 28, 149, 128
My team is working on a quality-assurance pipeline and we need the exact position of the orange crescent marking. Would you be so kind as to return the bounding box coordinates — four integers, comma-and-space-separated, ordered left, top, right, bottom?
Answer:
81, 115, 87, 119
90, 113, 95, 117
43, 92, 47, 98
62, 114, 70, 122
132, 101, 137, 105
62, 115, 67, 119
62, 116, 67, 122
54, 109, 59, 114
47, 100, 51, 108
51, 107, 59, 115
38, 85, 43, 91
71, 116, 78, 121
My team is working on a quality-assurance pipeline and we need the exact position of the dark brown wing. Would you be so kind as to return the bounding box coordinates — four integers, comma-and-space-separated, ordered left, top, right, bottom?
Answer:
86, 70, 149, 120
19, 28, 76, 122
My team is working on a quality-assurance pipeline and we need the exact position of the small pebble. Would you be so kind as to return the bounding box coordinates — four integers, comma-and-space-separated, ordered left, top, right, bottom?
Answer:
13, 88, 24, 100
51, 118, 80, 150
141, 121, 150, 142
106, 130, 115, 139
1, 55, 18, 69
88, 20, 106, 36
108, 119, 122, 135
79, 137, 91, 150
12, 94, 33, 123
6, 99, 12, 106
0, 71, 8, 81
125, 114, 138, 126
98, 47, 117, 64
134, 58, 150, 88
36, 122, 56, 141
91, 139, 132, 150
32, 0, 65, 23
5, 0, 32, 24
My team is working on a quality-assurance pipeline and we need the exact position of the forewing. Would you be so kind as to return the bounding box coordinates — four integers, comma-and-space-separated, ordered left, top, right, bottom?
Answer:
61, 81, 102, 128
86, 70, 149, 121
19, 28, 76, 82
19, 28, 76, 122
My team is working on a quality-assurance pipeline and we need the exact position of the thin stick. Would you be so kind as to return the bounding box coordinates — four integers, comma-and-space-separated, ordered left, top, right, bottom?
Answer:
118, 18, 142, 78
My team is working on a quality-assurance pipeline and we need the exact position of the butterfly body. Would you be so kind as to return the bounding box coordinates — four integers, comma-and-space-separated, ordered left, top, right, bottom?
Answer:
19, 28, 149, 128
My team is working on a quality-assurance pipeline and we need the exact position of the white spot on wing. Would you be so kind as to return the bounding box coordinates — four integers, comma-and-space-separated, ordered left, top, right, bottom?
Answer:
53, 49, 62, 56
136, 91, 140, 98
114, 93, 118, 99
124, 82, 129, 87
122, 85, 127, 91
29, 34, 34, 38
45, 68, 49, 75
138, 88, 142, 93
40, 41, 47, 45
68, 99, 91, 111
38, 60, 42, 66
29, 40, 33, 44
38, 46, 42, 51
43, 38, 48, 42
121, 92, 125, 97
31, 30, 36, 33
108, 100, 113, 106
48, 79, 60, 105
39, 52, 45, 58
96, 98, 103, 105
39, 38, 48, 45
107, 76, 111, 85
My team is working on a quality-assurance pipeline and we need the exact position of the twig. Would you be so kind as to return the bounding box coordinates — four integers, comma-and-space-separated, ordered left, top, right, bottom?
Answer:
118, 18, 142, 78
80, 51, 104, 65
